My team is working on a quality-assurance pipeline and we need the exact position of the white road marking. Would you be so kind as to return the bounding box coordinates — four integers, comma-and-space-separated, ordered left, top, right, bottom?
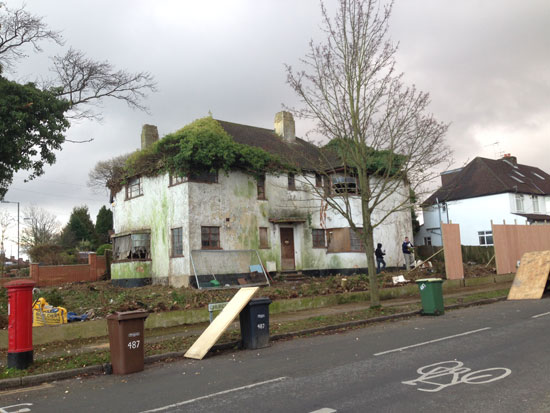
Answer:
138, 376, 288, 412
0, 403, 33, 413
309, 409, 337, 413
374, 327, 491, 356
532, 312, 550, 319
402, 361, 511, 392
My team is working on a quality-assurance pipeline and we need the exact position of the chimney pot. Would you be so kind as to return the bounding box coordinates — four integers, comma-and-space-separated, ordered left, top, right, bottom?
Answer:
274, 111, 296, 143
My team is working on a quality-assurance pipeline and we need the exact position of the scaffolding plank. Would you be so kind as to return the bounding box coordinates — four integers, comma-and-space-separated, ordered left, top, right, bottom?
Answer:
507, 250, 550, 300
184, 287, 259, 360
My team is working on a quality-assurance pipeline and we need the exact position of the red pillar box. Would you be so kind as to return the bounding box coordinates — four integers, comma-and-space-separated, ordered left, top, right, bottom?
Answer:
5, 279, 35, 369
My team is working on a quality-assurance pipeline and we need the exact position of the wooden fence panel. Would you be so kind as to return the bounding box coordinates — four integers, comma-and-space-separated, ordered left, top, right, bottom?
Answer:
492, 223, 550, 274
441, 223, 464, 279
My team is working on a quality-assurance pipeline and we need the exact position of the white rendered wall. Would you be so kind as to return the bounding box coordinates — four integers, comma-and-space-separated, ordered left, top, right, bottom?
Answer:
417, 193, 529, 246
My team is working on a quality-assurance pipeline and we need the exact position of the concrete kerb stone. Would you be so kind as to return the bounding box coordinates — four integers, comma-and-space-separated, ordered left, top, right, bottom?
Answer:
0, 294, 509, 391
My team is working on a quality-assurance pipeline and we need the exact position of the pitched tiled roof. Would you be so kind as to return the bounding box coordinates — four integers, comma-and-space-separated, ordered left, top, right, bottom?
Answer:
216, 120, 336, 170
423, 157, 550, 205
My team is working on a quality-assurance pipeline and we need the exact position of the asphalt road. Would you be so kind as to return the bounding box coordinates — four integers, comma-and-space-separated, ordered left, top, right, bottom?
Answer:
2, 298, 550, 413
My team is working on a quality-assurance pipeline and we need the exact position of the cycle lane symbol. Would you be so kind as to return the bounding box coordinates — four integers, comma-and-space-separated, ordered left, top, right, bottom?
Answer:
402, 361, 511, 392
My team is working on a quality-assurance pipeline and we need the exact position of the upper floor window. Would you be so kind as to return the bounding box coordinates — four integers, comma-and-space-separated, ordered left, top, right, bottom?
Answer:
515, 194, 524, 212
126, 177, 143, 200
201, 226, 220, 249
288, 173, 296, 190
331, 174, 359, 195
315, 173, 323, 188
478, 230, 493, 246
312, 229, 326, 248
171, 227, 183, 257
532, 195, 540, 213
189, 170, 218, 184
169, 173, 185, 186
257, 175, 266, 200
424, 237, 432, 246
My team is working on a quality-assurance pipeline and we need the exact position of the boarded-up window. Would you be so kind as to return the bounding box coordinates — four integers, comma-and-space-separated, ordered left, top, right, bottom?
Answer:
201, 226, 220, 249
257, 175, 266, 200
326, 227, 364, 252
171, 227, 183, 256
312, 229, 326, 248
259, 227, 269, 248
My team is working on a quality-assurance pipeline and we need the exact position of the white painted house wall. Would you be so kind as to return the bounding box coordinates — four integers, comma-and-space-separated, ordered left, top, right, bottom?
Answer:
113, 170, 412, 287
415, 192, 541, 246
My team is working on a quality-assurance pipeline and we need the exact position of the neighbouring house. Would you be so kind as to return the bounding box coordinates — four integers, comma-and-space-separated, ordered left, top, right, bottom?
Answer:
109, 112, 413, 287
416, 154, 550, 247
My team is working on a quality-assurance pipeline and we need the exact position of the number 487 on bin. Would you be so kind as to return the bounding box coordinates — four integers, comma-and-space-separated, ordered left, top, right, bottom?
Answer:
128, 340, 140, 349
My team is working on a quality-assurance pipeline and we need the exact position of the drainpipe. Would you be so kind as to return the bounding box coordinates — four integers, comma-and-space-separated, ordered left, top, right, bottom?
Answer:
436, 197, 442, 244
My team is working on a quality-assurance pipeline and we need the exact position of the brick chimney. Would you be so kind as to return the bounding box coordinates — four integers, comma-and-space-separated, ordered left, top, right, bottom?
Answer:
501, 153, 517, 166
274, 111, 296, 143
141, 124, 159, 149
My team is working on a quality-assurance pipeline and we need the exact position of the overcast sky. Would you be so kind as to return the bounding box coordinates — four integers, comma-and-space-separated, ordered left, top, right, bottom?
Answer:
2, 0, 550, 258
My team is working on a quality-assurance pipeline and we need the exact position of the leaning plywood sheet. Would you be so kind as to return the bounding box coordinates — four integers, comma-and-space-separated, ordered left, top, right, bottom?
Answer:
185, 287, 259, 360
507, 250, 550, 300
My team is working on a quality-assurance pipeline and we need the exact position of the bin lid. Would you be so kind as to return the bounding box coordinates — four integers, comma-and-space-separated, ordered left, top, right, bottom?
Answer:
4, 279, 35, 289
248, 297, 272, 305
106, 310, 149, 321
415, 278, 444, 283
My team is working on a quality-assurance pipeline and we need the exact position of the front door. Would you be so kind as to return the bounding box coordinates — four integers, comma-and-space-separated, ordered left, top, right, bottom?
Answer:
280, 227, 295, 270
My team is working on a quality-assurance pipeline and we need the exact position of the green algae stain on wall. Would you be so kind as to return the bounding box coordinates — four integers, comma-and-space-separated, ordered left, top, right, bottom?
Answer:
328, 255, 343, 269
237, 214, 259, 249
112, 261, 152, 279
233, 179, 256, 199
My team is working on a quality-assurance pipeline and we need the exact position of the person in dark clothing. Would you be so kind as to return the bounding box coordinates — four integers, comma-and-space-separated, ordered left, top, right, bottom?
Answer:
402, 236, 414, 269
375, 243, 386, 274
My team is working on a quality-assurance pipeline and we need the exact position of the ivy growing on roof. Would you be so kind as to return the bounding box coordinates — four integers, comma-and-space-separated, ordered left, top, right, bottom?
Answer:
323, 138, 407, 177
112, 116, 287, 193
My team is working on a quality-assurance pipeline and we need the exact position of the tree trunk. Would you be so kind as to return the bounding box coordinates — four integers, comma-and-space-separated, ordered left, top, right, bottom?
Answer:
364, 223, 380, 307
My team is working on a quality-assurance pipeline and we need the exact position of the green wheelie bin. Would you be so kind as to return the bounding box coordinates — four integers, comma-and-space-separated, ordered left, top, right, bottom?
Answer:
416, 278, 444, 315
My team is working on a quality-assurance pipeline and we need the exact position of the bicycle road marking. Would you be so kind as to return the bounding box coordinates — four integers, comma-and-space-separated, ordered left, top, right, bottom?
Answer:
138, 376, 288, 412
402, 360, 511, 392
373, 327, 491, 356
532, 312, 550, 318
0, 403, 33, 413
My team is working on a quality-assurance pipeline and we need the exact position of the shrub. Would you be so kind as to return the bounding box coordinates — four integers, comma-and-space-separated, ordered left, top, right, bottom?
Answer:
96, 243, 112, 256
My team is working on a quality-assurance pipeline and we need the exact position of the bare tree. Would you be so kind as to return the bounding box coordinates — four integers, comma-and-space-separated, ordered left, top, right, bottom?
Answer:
21, 205, 60, 252
88, 153, 131, 194
0, 210, 13, 275
52, 48, 157, 120
286, 0, 451, 306
0, 3, 63, 70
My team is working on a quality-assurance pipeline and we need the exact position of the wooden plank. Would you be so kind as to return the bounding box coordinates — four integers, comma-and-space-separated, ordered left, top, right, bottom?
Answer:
184, 287, 259, 360
441, 223, 464, 280
507, 250, 550, 300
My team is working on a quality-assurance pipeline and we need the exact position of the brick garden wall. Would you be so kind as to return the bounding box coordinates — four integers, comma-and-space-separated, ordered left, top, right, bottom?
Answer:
29, 253, 107, 287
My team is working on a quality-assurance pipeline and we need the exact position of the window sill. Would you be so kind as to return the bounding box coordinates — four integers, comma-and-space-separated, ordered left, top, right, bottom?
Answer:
113, 258, 152, 263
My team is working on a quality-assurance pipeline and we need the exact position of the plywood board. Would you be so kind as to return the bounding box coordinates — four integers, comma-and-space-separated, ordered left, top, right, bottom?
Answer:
185, 287, 259, 360
507, 251, 550, 300
441, 223, 464, 280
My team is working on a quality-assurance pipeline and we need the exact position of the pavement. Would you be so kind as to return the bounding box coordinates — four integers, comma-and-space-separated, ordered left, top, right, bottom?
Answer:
0, 280, 512, 390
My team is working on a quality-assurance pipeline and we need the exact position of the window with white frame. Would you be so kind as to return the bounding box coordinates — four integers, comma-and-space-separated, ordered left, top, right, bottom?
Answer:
478, 230, 493, 246
171, 227, 183, 257
424, 237, 432, 246
113, 232, 151, 260
515, 194, 524, 212
532, 195, 540, 213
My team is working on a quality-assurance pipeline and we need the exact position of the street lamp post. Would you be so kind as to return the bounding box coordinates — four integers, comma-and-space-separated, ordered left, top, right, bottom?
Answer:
1, 200, 20, 262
